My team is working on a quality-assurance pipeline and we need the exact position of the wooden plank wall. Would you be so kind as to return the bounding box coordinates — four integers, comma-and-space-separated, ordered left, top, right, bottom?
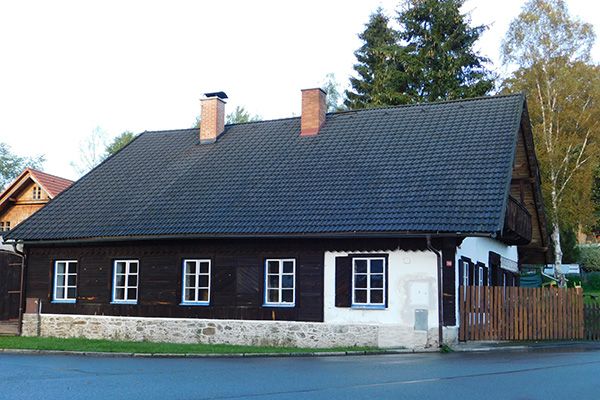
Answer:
0, 252, 22, 321
459, 286, 584, 341
25, 237, 429, 323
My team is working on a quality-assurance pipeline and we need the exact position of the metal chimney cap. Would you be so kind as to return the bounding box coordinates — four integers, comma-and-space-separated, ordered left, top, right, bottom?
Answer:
203, 91, 228, 100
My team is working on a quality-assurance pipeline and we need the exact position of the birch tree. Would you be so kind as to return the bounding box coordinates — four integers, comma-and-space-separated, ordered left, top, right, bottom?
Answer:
501, 0, 600, 286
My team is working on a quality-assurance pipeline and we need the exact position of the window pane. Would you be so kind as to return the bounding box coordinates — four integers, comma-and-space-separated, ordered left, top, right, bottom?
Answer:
67, 275, 77, 286
115, 262, 125, 274
128, 274, 138, 287
370, 274, 383, 289
129, 262, 138, 274
127, 288, 137, 300
268, 275, 279, 289
267, 261, 279, 274
116, 274, 125, 286
56, 287, 65, 299
67, 263, 77, 274
281, 289, 293, 303
371, 289, 384, 304
56, 274, 65, 287
115, 288, 125, 300
67, 288, 76, 299
185, 274, 196, 288
184, 289, 194, 301
267, 289, 279, 303
198, 289, 209, 302
370, 259, 384, 273
199, 262, 209, 274
354, 274, 367, 288
282, 261, 294, 274
186, 261, 196, 274
354, 259, 367, 274
354, 289, 367, 303
56, 263, 66, 274
198, 275, 209, 288
281, 275, 293, 289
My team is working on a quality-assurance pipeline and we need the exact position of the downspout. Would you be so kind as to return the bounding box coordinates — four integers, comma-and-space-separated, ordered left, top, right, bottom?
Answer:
426, 235, 443, 347
10, 242, 26, 336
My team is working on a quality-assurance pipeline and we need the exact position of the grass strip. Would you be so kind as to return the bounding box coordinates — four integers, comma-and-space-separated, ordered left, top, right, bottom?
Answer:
0, 336, 377, 355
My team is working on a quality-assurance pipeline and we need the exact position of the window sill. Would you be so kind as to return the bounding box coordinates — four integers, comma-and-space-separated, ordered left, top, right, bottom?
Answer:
110, 301, 138, 305
180, 302, 210, 306
51, 299, 76, 304
263, 303, 295, 308
351, 304, 387, 310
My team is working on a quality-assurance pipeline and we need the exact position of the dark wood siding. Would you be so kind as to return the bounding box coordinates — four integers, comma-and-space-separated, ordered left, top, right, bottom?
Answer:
441, 238, 458, 326
0, 251, 22, 321
25, 238, 427, 322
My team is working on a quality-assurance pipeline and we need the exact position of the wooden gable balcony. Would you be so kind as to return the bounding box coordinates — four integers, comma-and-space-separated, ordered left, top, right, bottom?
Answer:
500, 196, 532, 245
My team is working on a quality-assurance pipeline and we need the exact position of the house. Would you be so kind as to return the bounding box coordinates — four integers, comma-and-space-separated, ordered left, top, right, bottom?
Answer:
0, 168, 72, 331
0, 168, 73, 238
4, 89, 548, 349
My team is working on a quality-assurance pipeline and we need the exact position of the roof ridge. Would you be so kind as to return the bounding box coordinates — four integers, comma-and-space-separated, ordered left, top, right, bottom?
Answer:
327, 92, 525, 116
143, 115, 300, 135
142, 93, 524, 135
28, 168, 74, 183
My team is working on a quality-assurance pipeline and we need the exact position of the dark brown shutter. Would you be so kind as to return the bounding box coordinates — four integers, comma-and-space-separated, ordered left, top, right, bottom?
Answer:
335, 256, 352, 308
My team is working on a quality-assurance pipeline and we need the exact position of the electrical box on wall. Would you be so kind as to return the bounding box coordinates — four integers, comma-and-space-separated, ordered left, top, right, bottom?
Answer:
414, 309, 428, 331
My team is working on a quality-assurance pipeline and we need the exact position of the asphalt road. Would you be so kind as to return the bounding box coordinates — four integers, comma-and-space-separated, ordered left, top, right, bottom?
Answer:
1, 347, 600, 400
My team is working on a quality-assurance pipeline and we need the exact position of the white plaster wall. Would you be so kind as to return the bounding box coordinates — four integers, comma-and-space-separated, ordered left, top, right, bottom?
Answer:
324, 250, 439, 333
453, 237, 518, 327
456, 237, 518, 266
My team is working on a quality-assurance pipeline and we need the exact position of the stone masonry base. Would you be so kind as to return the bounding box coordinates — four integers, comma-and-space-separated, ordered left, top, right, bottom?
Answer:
21, 313, 443, 349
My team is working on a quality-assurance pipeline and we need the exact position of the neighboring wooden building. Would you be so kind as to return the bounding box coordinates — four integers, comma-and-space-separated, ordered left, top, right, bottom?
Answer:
0, 168, 72, 332
0, 168, 73, 234
5, 90, 548, 349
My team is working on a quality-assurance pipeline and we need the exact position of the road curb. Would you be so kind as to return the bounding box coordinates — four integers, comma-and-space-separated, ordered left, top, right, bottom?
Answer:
451, 341, 600, 353
0, 347, 429, 359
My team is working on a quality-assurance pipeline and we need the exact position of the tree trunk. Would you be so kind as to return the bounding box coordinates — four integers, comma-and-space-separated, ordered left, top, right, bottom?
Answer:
551, 222, 566, 288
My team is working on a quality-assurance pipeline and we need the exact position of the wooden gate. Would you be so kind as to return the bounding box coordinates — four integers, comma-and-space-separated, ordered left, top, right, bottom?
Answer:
459, 286, 584, 341
0, 251, 23, 321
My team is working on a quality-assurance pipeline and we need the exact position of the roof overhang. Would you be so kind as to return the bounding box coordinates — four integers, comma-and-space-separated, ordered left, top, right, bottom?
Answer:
5, 230, 495, 246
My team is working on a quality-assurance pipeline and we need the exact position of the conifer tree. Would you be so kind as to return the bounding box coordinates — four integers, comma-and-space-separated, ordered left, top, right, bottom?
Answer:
397, 0, 494, 102
344, 9, 409, 109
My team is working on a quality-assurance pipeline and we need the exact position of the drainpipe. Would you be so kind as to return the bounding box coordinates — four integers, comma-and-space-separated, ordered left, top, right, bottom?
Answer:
10, 242, 26, 336
426, 236, 444, 347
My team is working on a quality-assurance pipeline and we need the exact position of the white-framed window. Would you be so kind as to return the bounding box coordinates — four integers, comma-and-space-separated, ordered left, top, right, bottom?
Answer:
0, 221, 10, 231
352, 257, 386, 307
181, 259, 211, 305
53, 260, 77, 302
112, 260, 139, 304
264, 259, 295, 306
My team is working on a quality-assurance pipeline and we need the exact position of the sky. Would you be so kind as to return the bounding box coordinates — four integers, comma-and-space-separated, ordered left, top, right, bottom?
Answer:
1, 0, 600, 180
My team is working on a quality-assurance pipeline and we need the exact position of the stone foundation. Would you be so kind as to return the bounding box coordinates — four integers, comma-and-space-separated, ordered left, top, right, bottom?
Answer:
21, 313, 440, 349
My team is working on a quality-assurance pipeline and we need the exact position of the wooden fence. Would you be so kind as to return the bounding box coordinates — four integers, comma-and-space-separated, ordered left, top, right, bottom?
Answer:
459, 286, 584, 341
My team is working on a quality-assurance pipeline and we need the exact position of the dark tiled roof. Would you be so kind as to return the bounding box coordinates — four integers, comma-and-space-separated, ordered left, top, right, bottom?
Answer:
7, 94, 525, 241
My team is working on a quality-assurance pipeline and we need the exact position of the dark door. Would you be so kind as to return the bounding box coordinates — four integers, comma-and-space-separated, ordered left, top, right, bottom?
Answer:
0, 252, 22, 321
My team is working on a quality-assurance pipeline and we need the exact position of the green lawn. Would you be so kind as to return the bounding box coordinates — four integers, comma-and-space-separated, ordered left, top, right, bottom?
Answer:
583, 290, 600, 305
0, 336, 377, 355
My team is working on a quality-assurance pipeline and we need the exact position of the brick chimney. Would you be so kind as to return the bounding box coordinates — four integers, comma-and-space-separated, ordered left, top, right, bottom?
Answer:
200, 92, 228, 143
301, 88, 327, 136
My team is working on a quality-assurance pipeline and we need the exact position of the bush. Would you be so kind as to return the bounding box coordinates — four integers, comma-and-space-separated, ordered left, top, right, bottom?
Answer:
566, 274, 582, 288
583, 272, 600, 291
579, 246, 600, 272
